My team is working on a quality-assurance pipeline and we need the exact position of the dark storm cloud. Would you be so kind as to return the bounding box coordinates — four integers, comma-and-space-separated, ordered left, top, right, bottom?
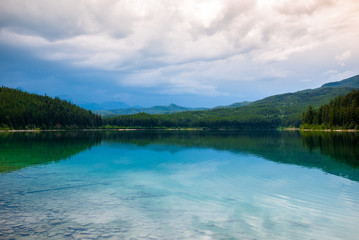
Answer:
0, 0, 358, 107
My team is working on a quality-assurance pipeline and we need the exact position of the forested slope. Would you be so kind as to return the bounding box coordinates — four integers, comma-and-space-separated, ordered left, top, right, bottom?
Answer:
104, 87, 354, 129
0, 87, 102, 129
322, 75, 359, 88
301, 89, 359, 129
1, 74, 358, 130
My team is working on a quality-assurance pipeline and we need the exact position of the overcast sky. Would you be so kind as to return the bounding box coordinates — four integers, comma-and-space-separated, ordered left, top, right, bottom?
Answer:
0, 0, 358, 107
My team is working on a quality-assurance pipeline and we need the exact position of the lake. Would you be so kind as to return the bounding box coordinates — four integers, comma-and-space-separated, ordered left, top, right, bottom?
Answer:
0, 130, 358, 240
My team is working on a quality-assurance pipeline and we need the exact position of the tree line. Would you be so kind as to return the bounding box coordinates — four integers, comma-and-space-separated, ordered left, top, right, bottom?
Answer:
0, 86, 102, 129
103, 86, 354, 129
103, 110, 283, 129
301, 90, 359, 129
2, 86, 358, 130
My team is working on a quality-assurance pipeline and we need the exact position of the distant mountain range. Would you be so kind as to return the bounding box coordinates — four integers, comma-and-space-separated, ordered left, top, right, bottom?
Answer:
104, 74, 359, 128
59, 94, 252, 116
79, 101, 131, 111
94, 101, 253, 116
1, 74, 358, 129
56, 95, 132, 111
95, 104, 207, 116
94, 75, 359, 118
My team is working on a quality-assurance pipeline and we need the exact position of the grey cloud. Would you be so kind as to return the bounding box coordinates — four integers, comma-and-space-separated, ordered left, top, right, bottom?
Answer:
0, 0, 358, 99
0, 0, 136, 40
0, 0, 90, 39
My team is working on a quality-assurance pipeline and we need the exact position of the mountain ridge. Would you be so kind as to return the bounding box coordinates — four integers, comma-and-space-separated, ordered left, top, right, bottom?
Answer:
321, 75, 359, 88
104, 74, 359, 128
2, 74, 359, 129
100, 75, 359, 116
96, 101, 254, 116
95, 103, 207, 116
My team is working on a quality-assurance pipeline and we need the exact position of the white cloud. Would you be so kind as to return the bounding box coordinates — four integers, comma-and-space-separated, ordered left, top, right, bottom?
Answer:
0, 0, 358, 97
335, 50, 351, 66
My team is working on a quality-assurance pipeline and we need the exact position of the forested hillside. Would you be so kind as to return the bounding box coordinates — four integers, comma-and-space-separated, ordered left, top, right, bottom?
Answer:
104, 87, 354, 129
1, 75, 358, 130
0, 87, 102, 129
321, 75, 359, 89
301, 90, 359, 129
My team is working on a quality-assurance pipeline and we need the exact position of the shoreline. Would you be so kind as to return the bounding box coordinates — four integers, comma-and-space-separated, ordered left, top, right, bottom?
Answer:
1, 128, 359, 133
285, 127, 359, 132
0, 129, 148, 133
0, 128, 206, 133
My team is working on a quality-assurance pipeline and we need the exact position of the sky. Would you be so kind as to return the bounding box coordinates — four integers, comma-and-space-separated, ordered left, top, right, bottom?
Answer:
0, 0, 358, 108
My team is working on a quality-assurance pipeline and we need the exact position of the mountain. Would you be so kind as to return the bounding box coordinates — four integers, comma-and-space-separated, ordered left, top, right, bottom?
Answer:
57, 95, 131, 111
96, 104, 207, 116
99, 101, 251, 117
242, 86, 354, 126
105, 75, 359, 129
2, 74, 358, 130
79, 101, 130, 111
321, 75, 359, 88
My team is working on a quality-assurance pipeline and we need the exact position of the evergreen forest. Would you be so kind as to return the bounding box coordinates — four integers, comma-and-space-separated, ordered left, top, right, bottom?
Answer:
301, 90, 359, 130
1, 77, 359, 130
0, 87, 102, 129
103, 87, 354, 129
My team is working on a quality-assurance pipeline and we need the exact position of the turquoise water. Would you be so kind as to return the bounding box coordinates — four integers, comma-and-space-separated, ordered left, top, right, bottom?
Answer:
0, 131, 359, 239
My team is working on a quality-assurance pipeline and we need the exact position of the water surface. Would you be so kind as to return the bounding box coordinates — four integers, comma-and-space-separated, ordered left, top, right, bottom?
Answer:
0, 131, 358, 239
